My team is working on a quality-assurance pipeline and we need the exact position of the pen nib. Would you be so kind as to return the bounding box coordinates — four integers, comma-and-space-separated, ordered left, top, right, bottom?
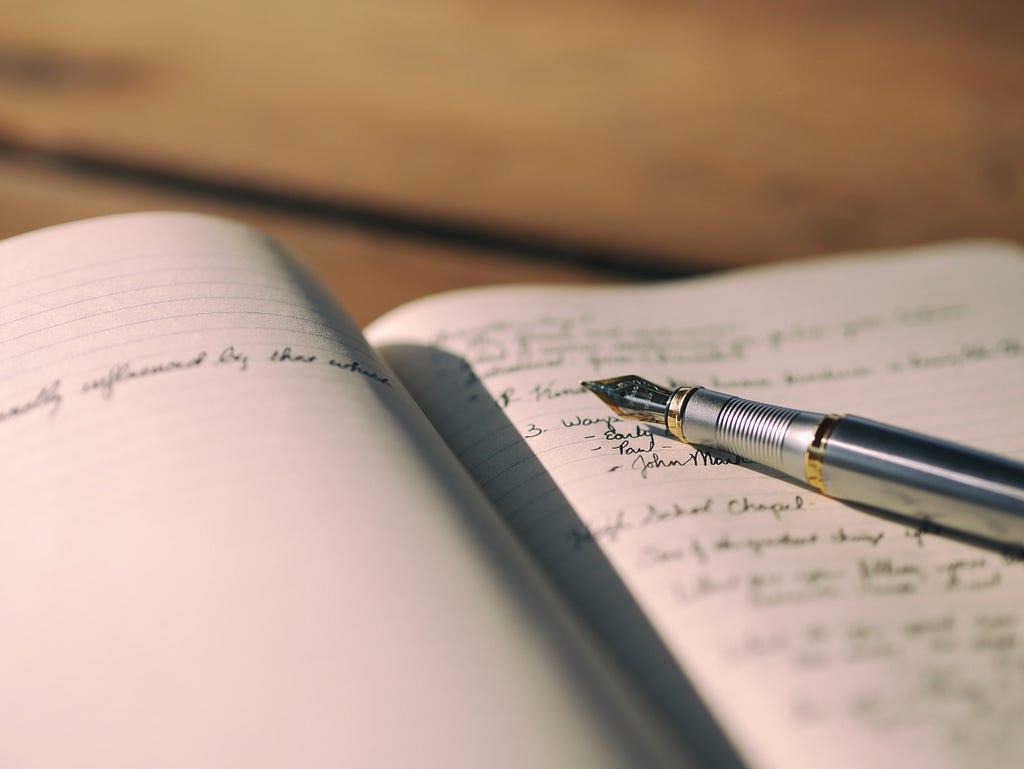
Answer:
581, 375, 673, 423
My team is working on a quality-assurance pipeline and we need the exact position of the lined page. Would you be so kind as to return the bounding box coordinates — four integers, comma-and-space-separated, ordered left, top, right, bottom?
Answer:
0, 213, 686, 769
367, 241, 1024, 769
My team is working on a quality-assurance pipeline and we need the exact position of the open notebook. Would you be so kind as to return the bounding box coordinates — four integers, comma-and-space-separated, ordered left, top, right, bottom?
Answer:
2, 213, 1021, 769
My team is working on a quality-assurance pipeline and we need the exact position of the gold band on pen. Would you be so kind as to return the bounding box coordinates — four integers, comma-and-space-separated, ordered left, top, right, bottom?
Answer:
805, 413, 843, 494
666, 386, 700, 443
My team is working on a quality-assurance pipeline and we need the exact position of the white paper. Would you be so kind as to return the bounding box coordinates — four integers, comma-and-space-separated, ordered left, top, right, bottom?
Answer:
368, 241, 1024, 769
0, 213, 685, 769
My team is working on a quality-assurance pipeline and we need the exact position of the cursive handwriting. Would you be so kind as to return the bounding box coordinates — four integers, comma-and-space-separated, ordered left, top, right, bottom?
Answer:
217, 345, 249, 371
328, 358, 391, 386
0, 380, 63, 424
13, 341, 392, 424
270, 346, 316, 363
81, 352, 207, 399
632, 449, 747, 478
728, 494, 804, 520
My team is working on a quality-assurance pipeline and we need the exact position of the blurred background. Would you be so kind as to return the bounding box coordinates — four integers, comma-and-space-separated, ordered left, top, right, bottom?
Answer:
2, 1, 1021, 323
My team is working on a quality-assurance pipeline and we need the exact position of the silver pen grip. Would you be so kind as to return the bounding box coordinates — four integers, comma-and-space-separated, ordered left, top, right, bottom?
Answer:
673, 388, 1024, 546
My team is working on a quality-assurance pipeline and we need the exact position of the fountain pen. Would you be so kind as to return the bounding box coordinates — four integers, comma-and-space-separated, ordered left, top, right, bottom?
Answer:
582, 375, 1024, 549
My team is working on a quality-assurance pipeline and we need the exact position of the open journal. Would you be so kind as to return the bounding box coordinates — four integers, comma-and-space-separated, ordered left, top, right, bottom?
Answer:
2, 212, 1021, 769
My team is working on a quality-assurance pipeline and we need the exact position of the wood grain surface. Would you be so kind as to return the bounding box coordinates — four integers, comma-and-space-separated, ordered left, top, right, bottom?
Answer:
2, 1, 1020, 269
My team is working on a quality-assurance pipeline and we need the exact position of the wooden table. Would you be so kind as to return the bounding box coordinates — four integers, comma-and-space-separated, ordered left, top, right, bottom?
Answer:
2, 1, 1022, 324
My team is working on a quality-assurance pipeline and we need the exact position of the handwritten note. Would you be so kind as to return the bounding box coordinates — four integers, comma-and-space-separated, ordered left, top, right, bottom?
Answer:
1, 213, 681, 769
368, 241, 1024, 769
